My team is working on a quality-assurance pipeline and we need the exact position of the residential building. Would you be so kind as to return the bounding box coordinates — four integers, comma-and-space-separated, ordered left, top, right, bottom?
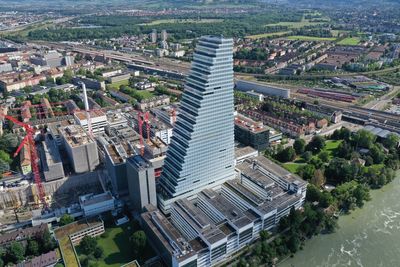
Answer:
161, 30, 168, 42
150, 29, 157, 43
158, 36, 235, 213
234, 113, 270, 151
0, 223, 48, 247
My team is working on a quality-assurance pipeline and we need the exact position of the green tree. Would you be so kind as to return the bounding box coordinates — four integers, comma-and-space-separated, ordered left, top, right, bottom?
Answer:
276, 147, 296, 163
7, 242, 25, 263
306, 135, 326, 154
93, 246, 103, 259
302, 151, 313, 162
59, 214, 74, 226
352, 129, 376, 149
79, 236, 97, 255
383, 133, 399, 150
293, 138, 306, 154
39, 230, 56, 253
311, 169, 326, 188
131, 231, 147, 257
297, 164, 316, 180
27, 239, 40, 256
318, 151, 330, 162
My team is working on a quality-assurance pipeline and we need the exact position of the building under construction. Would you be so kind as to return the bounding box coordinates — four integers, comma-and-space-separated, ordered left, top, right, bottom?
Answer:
60, 125, 99, 173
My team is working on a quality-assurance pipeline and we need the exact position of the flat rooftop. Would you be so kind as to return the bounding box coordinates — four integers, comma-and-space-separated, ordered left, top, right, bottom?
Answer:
141, 208, 196, 262
60, 125, 94, 147
74, 109, 106, 121
235, 146, 258, 159
252, 156, 306, 186
79, 191, 114, 207
235, 114, 268, 134
200, 189, 253, 229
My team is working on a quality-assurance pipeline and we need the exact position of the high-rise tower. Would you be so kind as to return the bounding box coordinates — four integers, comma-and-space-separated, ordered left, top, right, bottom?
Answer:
158, 36, 235, 212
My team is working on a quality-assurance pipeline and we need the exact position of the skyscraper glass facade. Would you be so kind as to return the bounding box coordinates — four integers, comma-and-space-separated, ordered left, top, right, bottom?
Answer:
158, 36, 235, 210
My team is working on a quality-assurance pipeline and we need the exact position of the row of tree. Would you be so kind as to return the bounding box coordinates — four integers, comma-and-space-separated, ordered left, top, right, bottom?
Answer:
0, 230, 57, 266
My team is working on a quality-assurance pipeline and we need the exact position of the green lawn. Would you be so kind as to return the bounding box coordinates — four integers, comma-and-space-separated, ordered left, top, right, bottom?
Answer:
265, 18, 325, 29
135, 90, 154, 100
283, 162, 305, 173
246, 31, 291, 39
337, 37, 361, 46
107, 80, 129, 90
77, 221, 156, 267
140, 18, 223, 26
286, 35, 337, 41
324, 140, 342, 158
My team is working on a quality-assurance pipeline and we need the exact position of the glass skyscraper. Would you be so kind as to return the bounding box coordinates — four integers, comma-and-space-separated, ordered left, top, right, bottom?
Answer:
158, 35, 235, 212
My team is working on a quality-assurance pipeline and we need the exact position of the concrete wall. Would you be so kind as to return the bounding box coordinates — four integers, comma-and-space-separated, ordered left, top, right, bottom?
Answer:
235, 80, 290, 99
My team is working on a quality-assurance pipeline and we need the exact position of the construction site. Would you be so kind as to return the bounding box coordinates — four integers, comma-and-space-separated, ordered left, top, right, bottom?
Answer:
0, 82, 175, 227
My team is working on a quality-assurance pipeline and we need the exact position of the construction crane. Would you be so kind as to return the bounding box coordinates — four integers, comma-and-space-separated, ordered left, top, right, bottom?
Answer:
144, 111, 151, 142
0, 112, 47, 208
137, 112, 145, 156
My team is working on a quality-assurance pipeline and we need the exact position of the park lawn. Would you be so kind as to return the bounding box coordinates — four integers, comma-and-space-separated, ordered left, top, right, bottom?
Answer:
337, 37, 361, 46
320, 140, 342, 160
286, 35, 337, 41
141, 18, 223, 26
283, 162, 304, 173
135, 90, 154, 100
265, 18, 325, 29
107, 79, 129, 90
246, 31, 291, 40
78, 221, 156, 267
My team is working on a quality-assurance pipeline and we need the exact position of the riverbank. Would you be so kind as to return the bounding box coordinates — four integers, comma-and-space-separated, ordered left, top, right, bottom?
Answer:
279, 171, 400, 267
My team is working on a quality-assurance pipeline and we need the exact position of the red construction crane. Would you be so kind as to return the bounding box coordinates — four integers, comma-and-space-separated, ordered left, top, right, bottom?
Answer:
144, 111, 151, 142
137, 112, 145, 156
0, 113, 47, 208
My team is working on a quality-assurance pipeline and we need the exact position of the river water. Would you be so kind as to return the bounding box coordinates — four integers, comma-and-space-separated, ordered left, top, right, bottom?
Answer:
280, 172, 400, 267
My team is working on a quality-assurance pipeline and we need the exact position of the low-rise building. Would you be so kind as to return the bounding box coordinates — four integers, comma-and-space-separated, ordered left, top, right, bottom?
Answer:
79, 191, 115, 217
136, 95, 170, 111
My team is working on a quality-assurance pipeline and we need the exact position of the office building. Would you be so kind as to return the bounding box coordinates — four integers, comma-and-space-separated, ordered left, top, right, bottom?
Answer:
60, 125, 99, 173
127, 156, 157, 212
158, 36, 235, 213
141, 155, 307, 267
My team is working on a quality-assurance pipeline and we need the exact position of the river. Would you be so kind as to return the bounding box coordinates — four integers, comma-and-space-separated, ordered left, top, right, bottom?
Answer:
280, 172, 400, 267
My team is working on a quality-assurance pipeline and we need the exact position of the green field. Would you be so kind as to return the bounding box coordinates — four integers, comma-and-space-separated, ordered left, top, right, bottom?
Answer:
286, 35, 337, 41
323, 140, 342, 159
141, 18, 223, 26
246, 31, 291, 39
107, 79, 129, 90
283, 162, 305, 173
265, 18, 325, 29
77, 222, 156, 267
337, 37, 361, 46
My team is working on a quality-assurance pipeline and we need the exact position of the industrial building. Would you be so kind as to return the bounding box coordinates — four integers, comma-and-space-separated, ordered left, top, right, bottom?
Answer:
158, 36, 236, 213
60, 125, 99, 173
127, 156, 157, 212
235, 80, 290, 99
40, 135, 65, 182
